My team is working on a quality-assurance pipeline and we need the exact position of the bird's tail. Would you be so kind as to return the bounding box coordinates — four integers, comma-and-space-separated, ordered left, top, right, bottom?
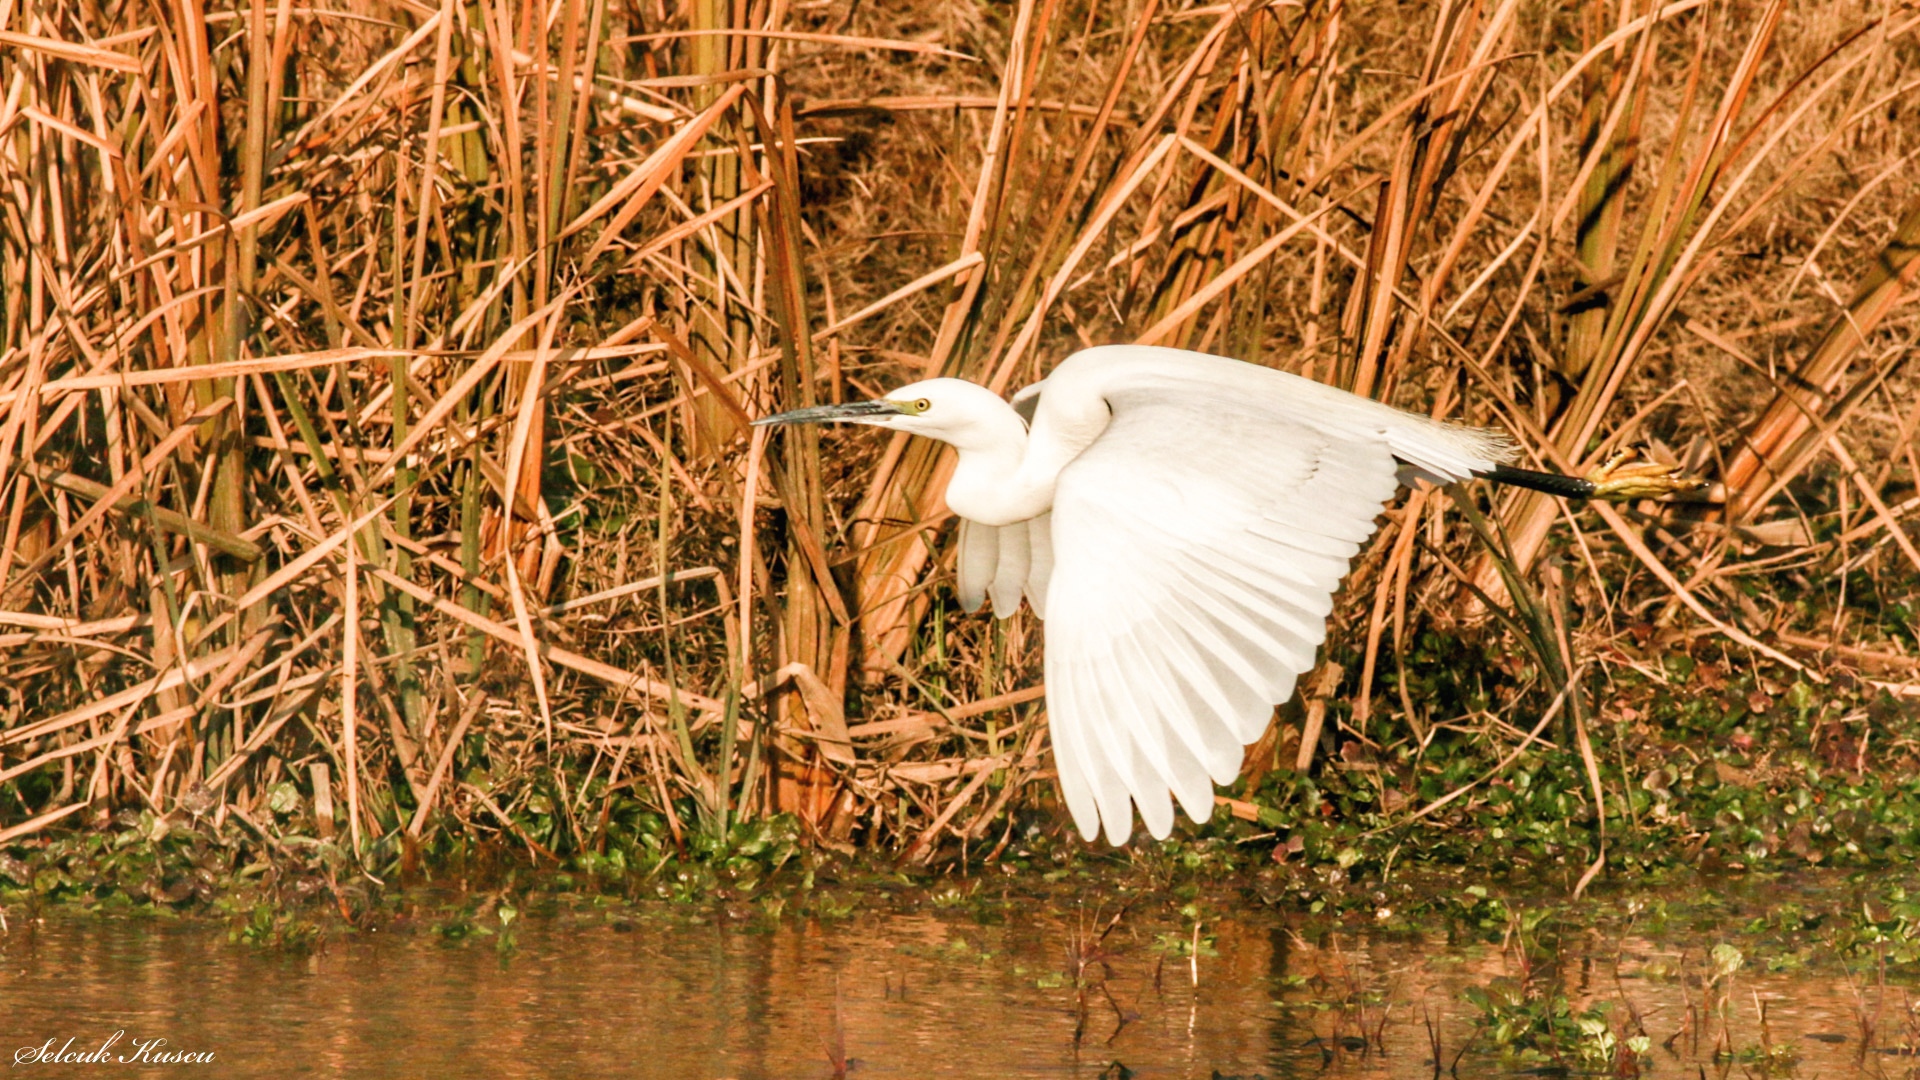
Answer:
1387, 417, 1518, 486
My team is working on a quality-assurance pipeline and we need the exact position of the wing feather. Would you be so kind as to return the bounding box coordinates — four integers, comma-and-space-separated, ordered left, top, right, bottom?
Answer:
956, 519, 996, 614
988, 520, 1030, 618
1164, 560, 1329, 670
1025, 512, 1054, 618
1109, 623, 1226, 822
1040, 360, 1403, 843
1131, 603, 1266, 776
955, 513, 1053, 620
1096, 674, 1175, 842
1097, 633, 1184, 838
1054, 660, 1138, 845
1045, 663, 1103, 841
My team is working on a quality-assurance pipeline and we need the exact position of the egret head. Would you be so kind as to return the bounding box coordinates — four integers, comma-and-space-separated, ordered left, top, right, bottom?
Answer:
753, 377, 1023, 451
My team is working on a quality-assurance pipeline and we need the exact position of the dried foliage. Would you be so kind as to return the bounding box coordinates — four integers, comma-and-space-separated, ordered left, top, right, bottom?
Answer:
0, 0, 1916, 864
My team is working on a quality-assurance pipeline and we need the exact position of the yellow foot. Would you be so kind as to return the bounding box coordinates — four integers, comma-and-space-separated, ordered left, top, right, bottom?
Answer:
1582, 448, 1708, 502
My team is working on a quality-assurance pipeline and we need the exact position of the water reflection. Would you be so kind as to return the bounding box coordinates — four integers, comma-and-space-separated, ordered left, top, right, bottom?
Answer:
0, 895, 1902, 1078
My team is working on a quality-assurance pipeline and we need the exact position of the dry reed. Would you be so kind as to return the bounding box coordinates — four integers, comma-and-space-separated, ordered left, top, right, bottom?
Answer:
0, 0, 1915, 861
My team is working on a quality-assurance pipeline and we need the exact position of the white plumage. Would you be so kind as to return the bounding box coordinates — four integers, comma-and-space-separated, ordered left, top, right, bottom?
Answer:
757, 344, 1516, 845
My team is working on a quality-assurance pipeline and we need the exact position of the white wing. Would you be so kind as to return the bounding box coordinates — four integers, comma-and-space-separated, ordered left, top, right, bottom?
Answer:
956, 514, 1054, 619
1036, 346, 1508, 845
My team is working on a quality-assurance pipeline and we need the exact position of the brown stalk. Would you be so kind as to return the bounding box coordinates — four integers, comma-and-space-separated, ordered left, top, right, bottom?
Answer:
1723, 192, 1920, 518
0, 0, 1912, 860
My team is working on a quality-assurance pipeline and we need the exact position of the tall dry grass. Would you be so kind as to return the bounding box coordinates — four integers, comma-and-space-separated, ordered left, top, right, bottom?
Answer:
0, 0, 1915, 860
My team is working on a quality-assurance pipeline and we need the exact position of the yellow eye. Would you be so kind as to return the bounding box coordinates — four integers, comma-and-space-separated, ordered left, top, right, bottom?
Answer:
914, 398, 932, 413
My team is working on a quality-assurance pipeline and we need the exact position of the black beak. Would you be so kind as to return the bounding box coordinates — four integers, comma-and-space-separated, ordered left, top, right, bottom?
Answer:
752, 400, 903, 427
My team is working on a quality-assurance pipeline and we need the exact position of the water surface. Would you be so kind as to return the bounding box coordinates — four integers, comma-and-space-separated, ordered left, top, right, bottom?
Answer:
0, 881, 1904, 1078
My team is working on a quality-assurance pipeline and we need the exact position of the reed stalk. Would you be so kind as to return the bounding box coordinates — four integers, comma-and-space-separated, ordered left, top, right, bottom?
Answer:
0, 0, 1912, 862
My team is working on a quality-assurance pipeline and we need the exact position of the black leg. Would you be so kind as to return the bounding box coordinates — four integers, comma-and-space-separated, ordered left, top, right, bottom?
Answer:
1474, 464, 1598, 499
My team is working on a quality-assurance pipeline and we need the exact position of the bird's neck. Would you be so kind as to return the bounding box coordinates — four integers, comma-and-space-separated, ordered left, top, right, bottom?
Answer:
943, 385, 1112, 526
942, 413, 1050, 527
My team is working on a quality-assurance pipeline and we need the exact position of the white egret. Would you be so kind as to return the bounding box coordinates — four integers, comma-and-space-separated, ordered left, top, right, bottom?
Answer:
755, 345, 1695, 846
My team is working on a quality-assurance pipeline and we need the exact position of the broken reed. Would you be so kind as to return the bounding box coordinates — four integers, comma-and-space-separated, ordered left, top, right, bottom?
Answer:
0, 0, 1915, 861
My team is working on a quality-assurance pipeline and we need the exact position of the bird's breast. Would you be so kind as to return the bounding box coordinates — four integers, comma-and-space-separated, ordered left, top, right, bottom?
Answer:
945, 471, 1050, 526
945, 449, 1054, 527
